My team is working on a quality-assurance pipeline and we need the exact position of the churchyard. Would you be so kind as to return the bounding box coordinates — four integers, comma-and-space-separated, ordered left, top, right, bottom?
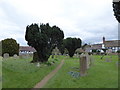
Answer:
2, 54, 118, 88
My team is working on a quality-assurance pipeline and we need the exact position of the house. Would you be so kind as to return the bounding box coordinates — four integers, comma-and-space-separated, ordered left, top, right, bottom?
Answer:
102, 37, 120, 52
84, 44, 102, 53
19, 46, 36, 54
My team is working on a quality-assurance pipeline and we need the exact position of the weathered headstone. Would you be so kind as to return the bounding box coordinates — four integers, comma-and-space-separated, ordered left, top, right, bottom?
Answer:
3, 53, 9, 59
80, 54, 87, 76
85, 53, 90, 69
13, 54, 19, 59
89, 55, 94, 66
36, 63, 40, 67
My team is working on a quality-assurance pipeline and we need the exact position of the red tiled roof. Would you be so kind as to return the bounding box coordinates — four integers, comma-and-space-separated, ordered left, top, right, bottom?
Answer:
19, 46, 36, 52
91, 44, 102, 49
104, 40, 120, 47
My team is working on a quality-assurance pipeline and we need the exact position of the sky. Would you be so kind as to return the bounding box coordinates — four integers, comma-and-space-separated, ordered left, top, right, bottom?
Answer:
0, 0, 118, 46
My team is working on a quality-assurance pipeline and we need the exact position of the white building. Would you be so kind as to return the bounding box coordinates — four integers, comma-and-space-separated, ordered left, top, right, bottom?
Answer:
102, 37, 120, 52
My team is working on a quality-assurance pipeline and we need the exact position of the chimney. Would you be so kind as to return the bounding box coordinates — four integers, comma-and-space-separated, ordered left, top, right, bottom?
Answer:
103, 37, 105, 44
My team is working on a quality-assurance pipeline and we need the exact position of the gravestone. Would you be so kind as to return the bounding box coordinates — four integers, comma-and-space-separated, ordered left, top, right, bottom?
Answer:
36, 63, 40, 67
80, 54, 87, 76
89, 55, 94, 66
85, 53, 90, 69
3, 53, 9, 59
13, 54, 19, 59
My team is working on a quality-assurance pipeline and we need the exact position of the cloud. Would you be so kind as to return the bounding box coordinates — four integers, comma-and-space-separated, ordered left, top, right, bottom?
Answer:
0, 0, 118, 46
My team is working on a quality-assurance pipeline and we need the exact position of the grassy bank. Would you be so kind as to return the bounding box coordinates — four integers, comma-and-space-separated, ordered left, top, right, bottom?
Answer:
44, 55, 118, 88
2, 55, 63, 88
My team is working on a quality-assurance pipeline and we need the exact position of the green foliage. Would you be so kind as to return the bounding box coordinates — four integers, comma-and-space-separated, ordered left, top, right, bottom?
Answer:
92, 49, 101, 55
117, 50, 120, 53
31, 52, 39, 63
44, 61, 52, 66
57, 42, 65, 55
25, 23, 64, 62
64, 48, 69, 54
1, 38, 19, 56
92, 49, 97, 53
92, 49, 100, 53
102, 49, 107, 53
63, 37, 82, 57
113, 1, 120, 23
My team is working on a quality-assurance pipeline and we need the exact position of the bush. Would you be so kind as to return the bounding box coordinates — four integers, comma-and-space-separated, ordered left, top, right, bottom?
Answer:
1, 38, 19, 56
31, 52, 39, 63
117, 50, 120, 53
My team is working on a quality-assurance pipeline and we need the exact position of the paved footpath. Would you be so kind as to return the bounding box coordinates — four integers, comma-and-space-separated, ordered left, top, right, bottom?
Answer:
32, 60, 64, 89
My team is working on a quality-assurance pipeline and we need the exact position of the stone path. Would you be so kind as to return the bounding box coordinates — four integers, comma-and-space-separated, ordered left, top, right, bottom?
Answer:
32, 60, 64, 89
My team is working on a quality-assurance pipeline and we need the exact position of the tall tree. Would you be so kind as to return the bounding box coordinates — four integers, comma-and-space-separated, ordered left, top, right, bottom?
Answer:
63, 37, 82, 57
1, 38, 19, 56
25, 23, 64, 62
57, 42, 65, 55
113, 0, 120, 23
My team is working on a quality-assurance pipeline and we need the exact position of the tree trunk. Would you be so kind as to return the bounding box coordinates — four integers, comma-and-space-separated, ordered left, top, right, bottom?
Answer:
30, 47, 51, 63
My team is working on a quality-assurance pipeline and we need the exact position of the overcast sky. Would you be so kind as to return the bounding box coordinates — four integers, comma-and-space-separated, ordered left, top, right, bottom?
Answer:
0, 0, 118, 46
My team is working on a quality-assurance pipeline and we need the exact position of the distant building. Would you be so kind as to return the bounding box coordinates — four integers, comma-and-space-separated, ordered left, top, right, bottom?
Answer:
19, 46, 36, 54
83, 37, 120, 53
84, 44, 102, 53
102, 37, 120, 52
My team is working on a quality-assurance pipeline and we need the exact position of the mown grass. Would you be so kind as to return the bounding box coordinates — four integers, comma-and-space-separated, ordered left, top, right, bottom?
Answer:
44, 55, 118, 88
0, 57, 2, 89
2, 55, 64, 88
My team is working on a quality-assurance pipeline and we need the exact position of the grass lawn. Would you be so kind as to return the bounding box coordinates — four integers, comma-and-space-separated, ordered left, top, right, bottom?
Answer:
2, 55, 64, 88
0, 57, 2, 89
44, 55, 118, 88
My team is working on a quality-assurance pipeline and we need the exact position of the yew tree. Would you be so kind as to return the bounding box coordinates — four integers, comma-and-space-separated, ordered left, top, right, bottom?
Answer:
25, 23, 64, 62
63, 37, 82, 57
1, 38, 19, 56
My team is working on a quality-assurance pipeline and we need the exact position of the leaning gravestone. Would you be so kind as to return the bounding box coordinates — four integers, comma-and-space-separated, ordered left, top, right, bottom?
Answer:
80, 54, 87, 76
3, 53, 9, 59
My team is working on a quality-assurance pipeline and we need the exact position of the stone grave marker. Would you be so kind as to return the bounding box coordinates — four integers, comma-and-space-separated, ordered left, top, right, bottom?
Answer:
89, 55, 94, 66
3, 53, 9, 59
36, 63, 40, 67
80, 54, 87, 76
13, 54, 19, 59
85, 53, 90, 69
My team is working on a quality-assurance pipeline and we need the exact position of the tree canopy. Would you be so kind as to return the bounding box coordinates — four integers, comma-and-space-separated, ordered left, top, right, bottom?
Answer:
63, 37, 82, 57
25, 23, 64, 62
1, 38, 19, 56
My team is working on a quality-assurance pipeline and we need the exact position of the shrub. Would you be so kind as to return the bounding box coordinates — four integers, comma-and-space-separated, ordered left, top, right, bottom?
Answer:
117, 50, 120, 53
1, 38, 19, 56
31, 52, 39, 63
